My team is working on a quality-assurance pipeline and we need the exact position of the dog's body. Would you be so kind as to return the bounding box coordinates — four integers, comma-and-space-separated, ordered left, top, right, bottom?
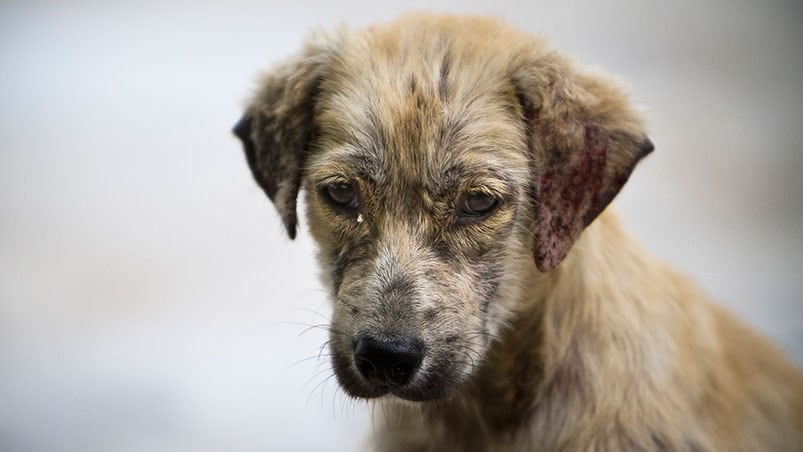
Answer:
235, 14, 803, 451
369, 212, 803, 451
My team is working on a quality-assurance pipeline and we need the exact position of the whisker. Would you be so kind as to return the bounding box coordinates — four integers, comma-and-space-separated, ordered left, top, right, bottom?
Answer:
295, 307, 333, 322
317, 340, 332, 360
282, 352, 334, 372
305, 371, 337, 412
290, 287, 329, 302
302, 367, 333, 394
272, 320, 329, 335
370, 400, 378, 440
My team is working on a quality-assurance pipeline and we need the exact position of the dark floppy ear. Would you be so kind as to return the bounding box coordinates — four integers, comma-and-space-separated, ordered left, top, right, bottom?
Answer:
233, 36, 335, 239
515, 55, 654, 272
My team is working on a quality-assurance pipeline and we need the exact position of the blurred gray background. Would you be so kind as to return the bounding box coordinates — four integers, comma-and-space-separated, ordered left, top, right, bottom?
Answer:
1, 0, 801, 450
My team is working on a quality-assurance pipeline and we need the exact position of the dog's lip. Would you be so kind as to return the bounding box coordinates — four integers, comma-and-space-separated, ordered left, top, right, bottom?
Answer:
338, 374, 451, 401
353, 373, 452, 402
353, 382, 421, 400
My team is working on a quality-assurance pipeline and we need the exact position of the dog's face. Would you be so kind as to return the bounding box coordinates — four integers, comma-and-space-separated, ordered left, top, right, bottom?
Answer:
303, 56, 534, 400
235, 15, 653, 402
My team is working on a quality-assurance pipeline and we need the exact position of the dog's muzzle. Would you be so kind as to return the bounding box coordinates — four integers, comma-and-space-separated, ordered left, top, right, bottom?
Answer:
353, 333, 424, 388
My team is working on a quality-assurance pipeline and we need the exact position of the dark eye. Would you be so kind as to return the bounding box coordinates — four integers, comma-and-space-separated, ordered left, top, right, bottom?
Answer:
456, 191, 499, 224
323, 181, 359, 210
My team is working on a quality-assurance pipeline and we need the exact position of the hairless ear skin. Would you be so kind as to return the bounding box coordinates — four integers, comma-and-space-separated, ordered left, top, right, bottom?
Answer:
517, 58, 654, 272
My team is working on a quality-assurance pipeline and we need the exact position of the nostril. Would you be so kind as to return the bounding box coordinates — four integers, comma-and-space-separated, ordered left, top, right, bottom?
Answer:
354, 353, 378, 382
353, 334, 424, 387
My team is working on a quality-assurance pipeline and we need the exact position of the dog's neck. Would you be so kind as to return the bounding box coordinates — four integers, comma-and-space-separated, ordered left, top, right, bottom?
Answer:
464, 292, 547, 434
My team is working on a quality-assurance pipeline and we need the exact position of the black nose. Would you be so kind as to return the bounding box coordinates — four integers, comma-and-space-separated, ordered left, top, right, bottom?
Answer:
353, 334, 424, 387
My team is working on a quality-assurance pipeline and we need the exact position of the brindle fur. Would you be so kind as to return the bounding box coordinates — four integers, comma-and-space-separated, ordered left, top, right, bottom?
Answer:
235, 13, 803, 451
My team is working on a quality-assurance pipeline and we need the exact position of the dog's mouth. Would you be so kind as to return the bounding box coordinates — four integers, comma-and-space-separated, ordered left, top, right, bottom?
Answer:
331, 332, 464, 402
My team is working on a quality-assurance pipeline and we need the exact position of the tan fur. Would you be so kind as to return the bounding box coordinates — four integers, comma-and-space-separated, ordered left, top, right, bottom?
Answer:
235, 13, 803, 451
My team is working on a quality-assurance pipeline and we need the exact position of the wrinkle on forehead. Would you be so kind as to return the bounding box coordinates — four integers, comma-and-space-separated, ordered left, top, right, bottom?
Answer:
312, 92, 528, 184
309, 25, 532, 211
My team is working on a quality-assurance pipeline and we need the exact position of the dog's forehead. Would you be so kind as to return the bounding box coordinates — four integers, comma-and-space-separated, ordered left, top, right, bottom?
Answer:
311, 29, 529, 189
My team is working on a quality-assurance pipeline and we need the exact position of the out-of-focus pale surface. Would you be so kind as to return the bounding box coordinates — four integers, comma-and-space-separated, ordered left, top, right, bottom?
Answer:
1, 1, 800, 450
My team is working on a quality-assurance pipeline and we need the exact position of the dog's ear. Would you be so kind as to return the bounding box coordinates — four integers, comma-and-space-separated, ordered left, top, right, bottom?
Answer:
515, 55, 654, 272
233, 36, 336, 239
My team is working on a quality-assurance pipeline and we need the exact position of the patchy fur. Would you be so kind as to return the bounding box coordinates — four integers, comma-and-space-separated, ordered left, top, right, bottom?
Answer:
235, 13, 803, 451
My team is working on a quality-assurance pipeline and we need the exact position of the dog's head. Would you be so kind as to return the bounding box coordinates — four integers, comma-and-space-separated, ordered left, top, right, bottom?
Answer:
235, 15, 652, 402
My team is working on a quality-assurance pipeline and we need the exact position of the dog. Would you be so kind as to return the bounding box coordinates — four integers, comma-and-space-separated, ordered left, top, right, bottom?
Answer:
234, 13, 803, 451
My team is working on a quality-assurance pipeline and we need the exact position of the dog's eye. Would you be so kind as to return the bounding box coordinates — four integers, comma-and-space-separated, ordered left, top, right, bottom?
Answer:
323, 181, 359, 210
456, 191, 499, 224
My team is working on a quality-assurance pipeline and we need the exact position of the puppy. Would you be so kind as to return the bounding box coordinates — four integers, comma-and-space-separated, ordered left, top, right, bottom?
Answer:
234, 13, 803, 451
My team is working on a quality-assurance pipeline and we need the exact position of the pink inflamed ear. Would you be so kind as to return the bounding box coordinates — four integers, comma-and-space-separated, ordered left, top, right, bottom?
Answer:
515, 55, 654, 272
